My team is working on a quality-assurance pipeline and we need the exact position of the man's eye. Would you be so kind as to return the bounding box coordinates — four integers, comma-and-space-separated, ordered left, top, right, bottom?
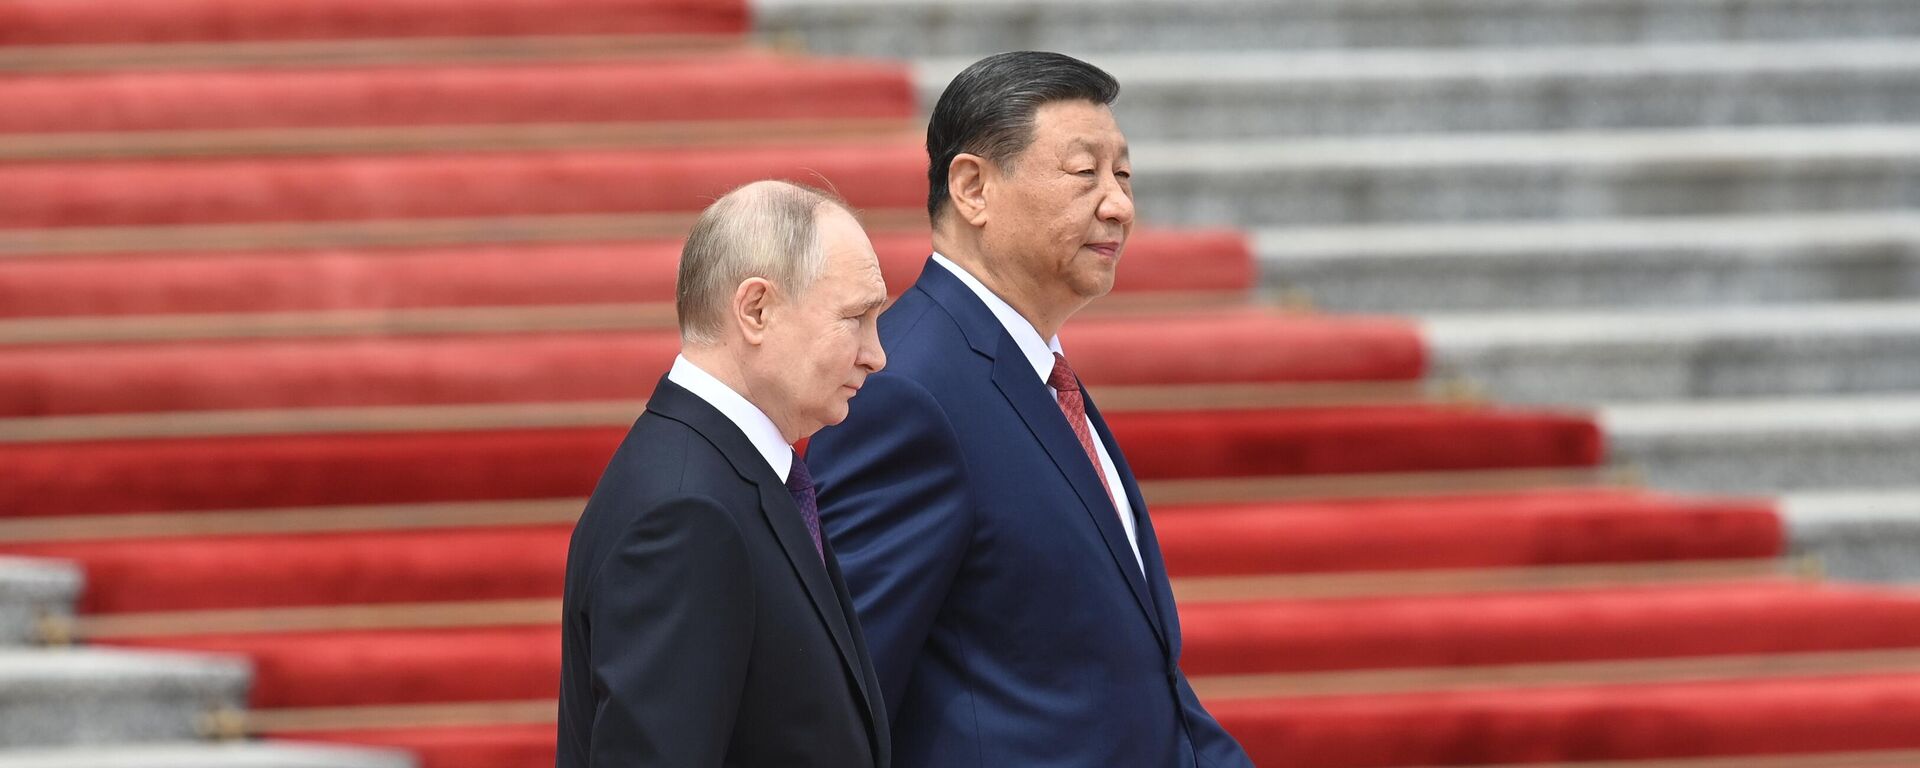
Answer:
1116, 170, 1132, 180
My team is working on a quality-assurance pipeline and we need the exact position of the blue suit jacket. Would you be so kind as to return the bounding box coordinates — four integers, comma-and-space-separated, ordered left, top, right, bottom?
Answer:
806, 259, 1253, 768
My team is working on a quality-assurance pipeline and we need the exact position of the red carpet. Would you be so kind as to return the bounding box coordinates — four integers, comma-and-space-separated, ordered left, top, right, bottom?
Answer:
99, 582, 1920, 707
87, 582, 1920, 707
9, 525, 575, 613
0, 145, 927, 228
1156, 490, 1782, 576
1215, 673, 1920, 767
0, 314, 1420, 417
0, 406, 1596, 518
1177, 581, 1920, 675
112, 626, 561, 708
0, 55, 911, 133
0, 0, 746, 45
0, 229, 1253, 318
1, 491, 1777, 614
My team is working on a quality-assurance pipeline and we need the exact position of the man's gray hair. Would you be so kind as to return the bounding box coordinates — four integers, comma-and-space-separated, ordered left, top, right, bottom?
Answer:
676, 180, 853, 346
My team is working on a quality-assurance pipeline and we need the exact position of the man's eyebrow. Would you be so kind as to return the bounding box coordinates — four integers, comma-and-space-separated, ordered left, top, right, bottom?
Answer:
851, 294, 889, 312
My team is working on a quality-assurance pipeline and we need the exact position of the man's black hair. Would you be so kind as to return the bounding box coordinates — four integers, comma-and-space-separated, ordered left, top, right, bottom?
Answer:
925, 51, 1120, 222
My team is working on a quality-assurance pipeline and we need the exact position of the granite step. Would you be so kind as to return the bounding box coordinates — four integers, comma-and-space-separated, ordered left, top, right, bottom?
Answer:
1254, 212, 1920, 312
0, 647, 248, 748
916, 41, 1920, 138
1132, 125, 1920, 227
1783, 489, 1920, 584
1601, 395, 1920, 494
756, 0, 1920, 56
1422, 301, 1920, 403
0, 557, 79, 646
0, 743, 412, 768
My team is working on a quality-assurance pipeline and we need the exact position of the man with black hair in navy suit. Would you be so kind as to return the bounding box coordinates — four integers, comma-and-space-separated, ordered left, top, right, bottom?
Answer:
806, 52, 1254, 768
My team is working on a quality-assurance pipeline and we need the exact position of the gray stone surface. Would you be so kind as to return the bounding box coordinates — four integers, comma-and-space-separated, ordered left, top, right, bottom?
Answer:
0, 558, 80, 646
1256, 212, 1920, 312
1422, 301, 1920, 403
916, 41, 1920, 137
1783, 489, 1920, 583
1131, 126, 1920, 227
757, 0, 1920, 56
1601, 395, 1920, 493
0, 743, 414, 768
0, 649, 249, 748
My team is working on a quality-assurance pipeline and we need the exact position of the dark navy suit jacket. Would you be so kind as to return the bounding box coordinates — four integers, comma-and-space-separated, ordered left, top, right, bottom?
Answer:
807, 260, 1253, 767
557, 377, 890, 768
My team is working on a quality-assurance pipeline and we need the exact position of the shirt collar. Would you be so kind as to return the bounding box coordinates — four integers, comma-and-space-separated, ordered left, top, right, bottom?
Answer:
666, 354, 795, 482
932, 252, 1062, 383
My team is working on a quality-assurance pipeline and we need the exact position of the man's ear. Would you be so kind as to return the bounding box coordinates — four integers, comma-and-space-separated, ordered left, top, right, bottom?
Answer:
731, 277, 776, 346
948, 153, 991, 227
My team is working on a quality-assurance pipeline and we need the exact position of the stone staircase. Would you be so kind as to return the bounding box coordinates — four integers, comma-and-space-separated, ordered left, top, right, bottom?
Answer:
758, 0, 1920, 585
0, 558, 405, 767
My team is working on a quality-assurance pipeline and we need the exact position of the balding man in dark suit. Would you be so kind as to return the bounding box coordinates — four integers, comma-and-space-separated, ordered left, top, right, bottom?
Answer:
557, 180, 891, 767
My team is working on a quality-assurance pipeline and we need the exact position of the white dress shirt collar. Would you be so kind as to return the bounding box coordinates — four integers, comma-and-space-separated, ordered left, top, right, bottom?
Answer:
932, 253, 1063, 383
931, 253, 1145, 572
666, 354, 794, 482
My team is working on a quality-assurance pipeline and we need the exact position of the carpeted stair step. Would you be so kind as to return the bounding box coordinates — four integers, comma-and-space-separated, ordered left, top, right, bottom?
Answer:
1782, 488, 1920, 583
917, 41, 1920, 138
1255, 212, 1920, 312
756, 0, 1920, 56
0, 53, 911, 134
0, 557, 79, 644
256, 672, 1920, 768
0, 403, 1600, 517
87, 582, 1920, 708
7, 528, 572, 615
1156, 490, 1781, 577
0, 647, 248, 747
1422, 301, 1920, 403
0, 0, 744, 47
1601, 395, 1920, 493
14, 126, 1920, 230
0, 144, 926, 229
1212, 670, 1920, 767
0, 313, 1423, 416
1131, 126, 1920, 228
280, 724, 550, 768
0, 743, 414, 768
1177, 580, 1920, 676
112, 626, 559, 710
0, 229, 1252, 318
0, 490, 1777, 614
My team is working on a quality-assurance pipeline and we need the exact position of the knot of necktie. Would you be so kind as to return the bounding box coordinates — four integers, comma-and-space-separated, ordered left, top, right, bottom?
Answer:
1047, 352, 1080, 393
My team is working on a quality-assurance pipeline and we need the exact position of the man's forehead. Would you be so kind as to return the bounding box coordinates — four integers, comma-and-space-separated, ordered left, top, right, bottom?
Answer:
1066, 135, 1130, 159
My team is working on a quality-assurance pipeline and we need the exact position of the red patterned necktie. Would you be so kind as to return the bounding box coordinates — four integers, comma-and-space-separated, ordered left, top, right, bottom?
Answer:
1047, 353, 1117, 510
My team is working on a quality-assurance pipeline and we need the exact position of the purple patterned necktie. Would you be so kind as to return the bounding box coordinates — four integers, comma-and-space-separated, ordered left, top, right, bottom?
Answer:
786, 457, 825, 565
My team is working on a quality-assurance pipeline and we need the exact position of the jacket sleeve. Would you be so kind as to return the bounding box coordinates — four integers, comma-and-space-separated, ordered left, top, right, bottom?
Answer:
584, 495, 755, 766
806, 372, 973, 720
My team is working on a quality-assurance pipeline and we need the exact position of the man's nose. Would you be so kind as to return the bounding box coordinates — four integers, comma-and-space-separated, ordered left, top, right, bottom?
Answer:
1100, 177, 1135, 226
860, 326, 887, 373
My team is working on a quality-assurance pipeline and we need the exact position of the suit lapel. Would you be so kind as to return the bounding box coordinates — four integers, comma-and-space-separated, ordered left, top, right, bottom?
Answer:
752, 480, 884, 744
917, 258, 1169, 647
1084, 392, 1174, 650
644, 378, 882, 745
984, 320, 1169, 651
